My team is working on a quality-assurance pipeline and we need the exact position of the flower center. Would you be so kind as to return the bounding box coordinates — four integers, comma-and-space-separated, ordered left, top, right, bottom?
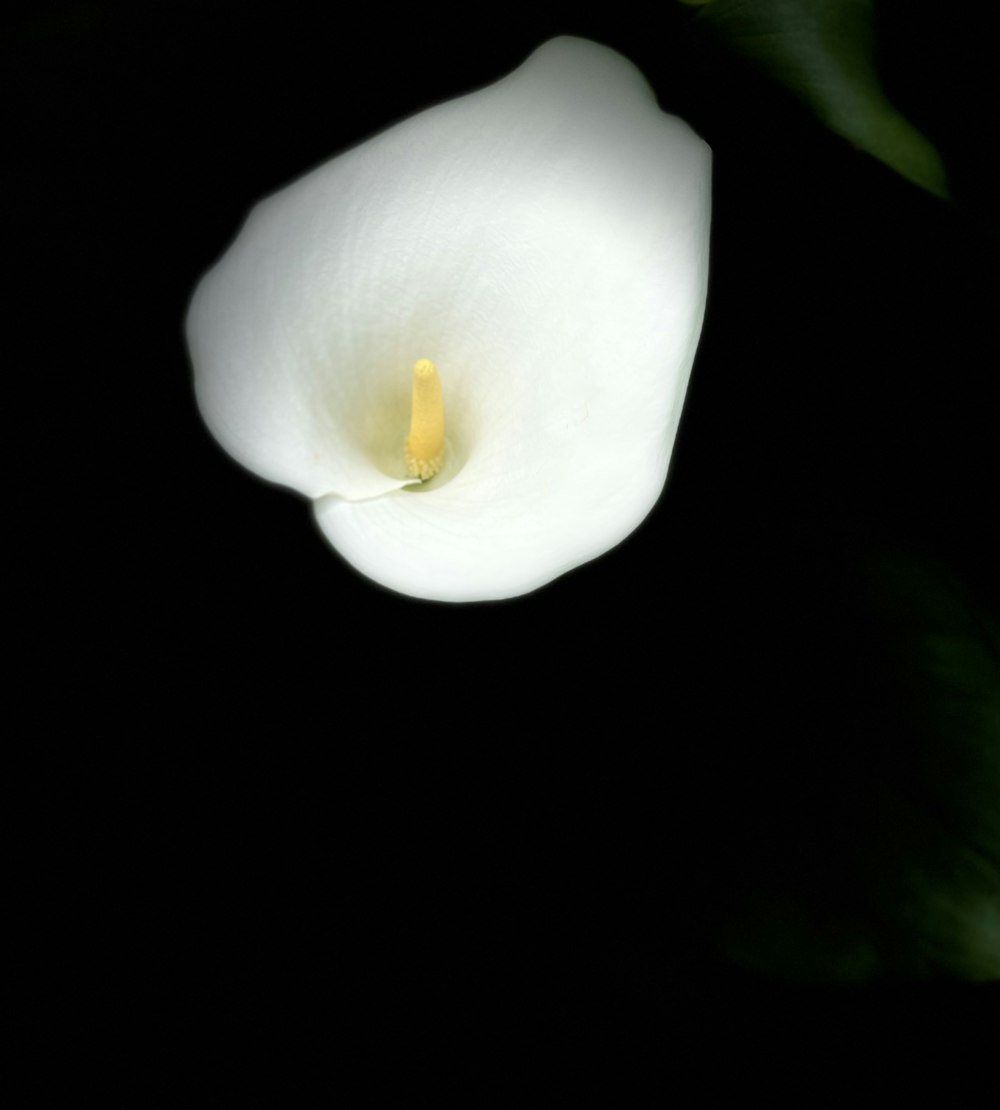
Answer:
405, 359, 445, 480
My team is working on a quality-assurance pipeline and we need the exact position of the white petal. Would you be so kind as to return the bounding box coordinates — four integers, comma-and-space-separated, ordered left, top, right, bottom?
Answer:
188, 37, 711, 600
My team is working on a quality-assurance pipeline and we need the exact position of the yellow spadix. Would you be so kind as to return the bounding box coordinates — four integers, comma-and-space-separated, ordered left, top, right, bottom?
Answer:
405, 359, 445, 480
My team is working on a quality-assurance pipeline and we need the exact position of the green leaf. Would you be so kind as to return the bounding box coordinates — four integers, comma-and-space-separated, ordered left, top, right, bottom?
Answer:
716, 551, 999, 982
691, 0, 950, 197
861, 551, 1000, 981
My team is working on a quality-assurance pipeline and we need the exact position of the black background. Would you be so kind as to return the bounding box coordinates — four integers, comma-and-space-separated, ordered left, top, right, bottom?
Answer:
15, 0, 998, 1085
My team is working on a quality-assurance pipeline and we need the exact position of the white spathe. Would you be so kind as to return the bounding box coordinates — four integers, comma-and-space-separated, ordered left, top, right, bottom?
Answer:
187, 37, 711, 602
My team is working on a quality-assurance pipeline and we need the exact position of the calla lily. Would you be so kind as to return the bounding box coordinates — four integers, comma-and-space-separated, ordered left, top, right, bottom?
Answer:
187, 36, 711, 601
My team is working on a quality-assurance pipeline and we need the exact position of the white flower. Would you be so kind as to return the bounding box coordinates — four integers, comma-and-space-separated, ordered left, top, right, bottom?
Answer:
186, 37, 711, 602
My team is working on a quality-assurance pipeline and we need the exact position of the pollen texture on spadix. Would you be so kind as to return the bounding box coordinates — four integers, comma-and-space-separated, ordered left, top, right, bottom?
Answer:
405, 359, 445, 480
